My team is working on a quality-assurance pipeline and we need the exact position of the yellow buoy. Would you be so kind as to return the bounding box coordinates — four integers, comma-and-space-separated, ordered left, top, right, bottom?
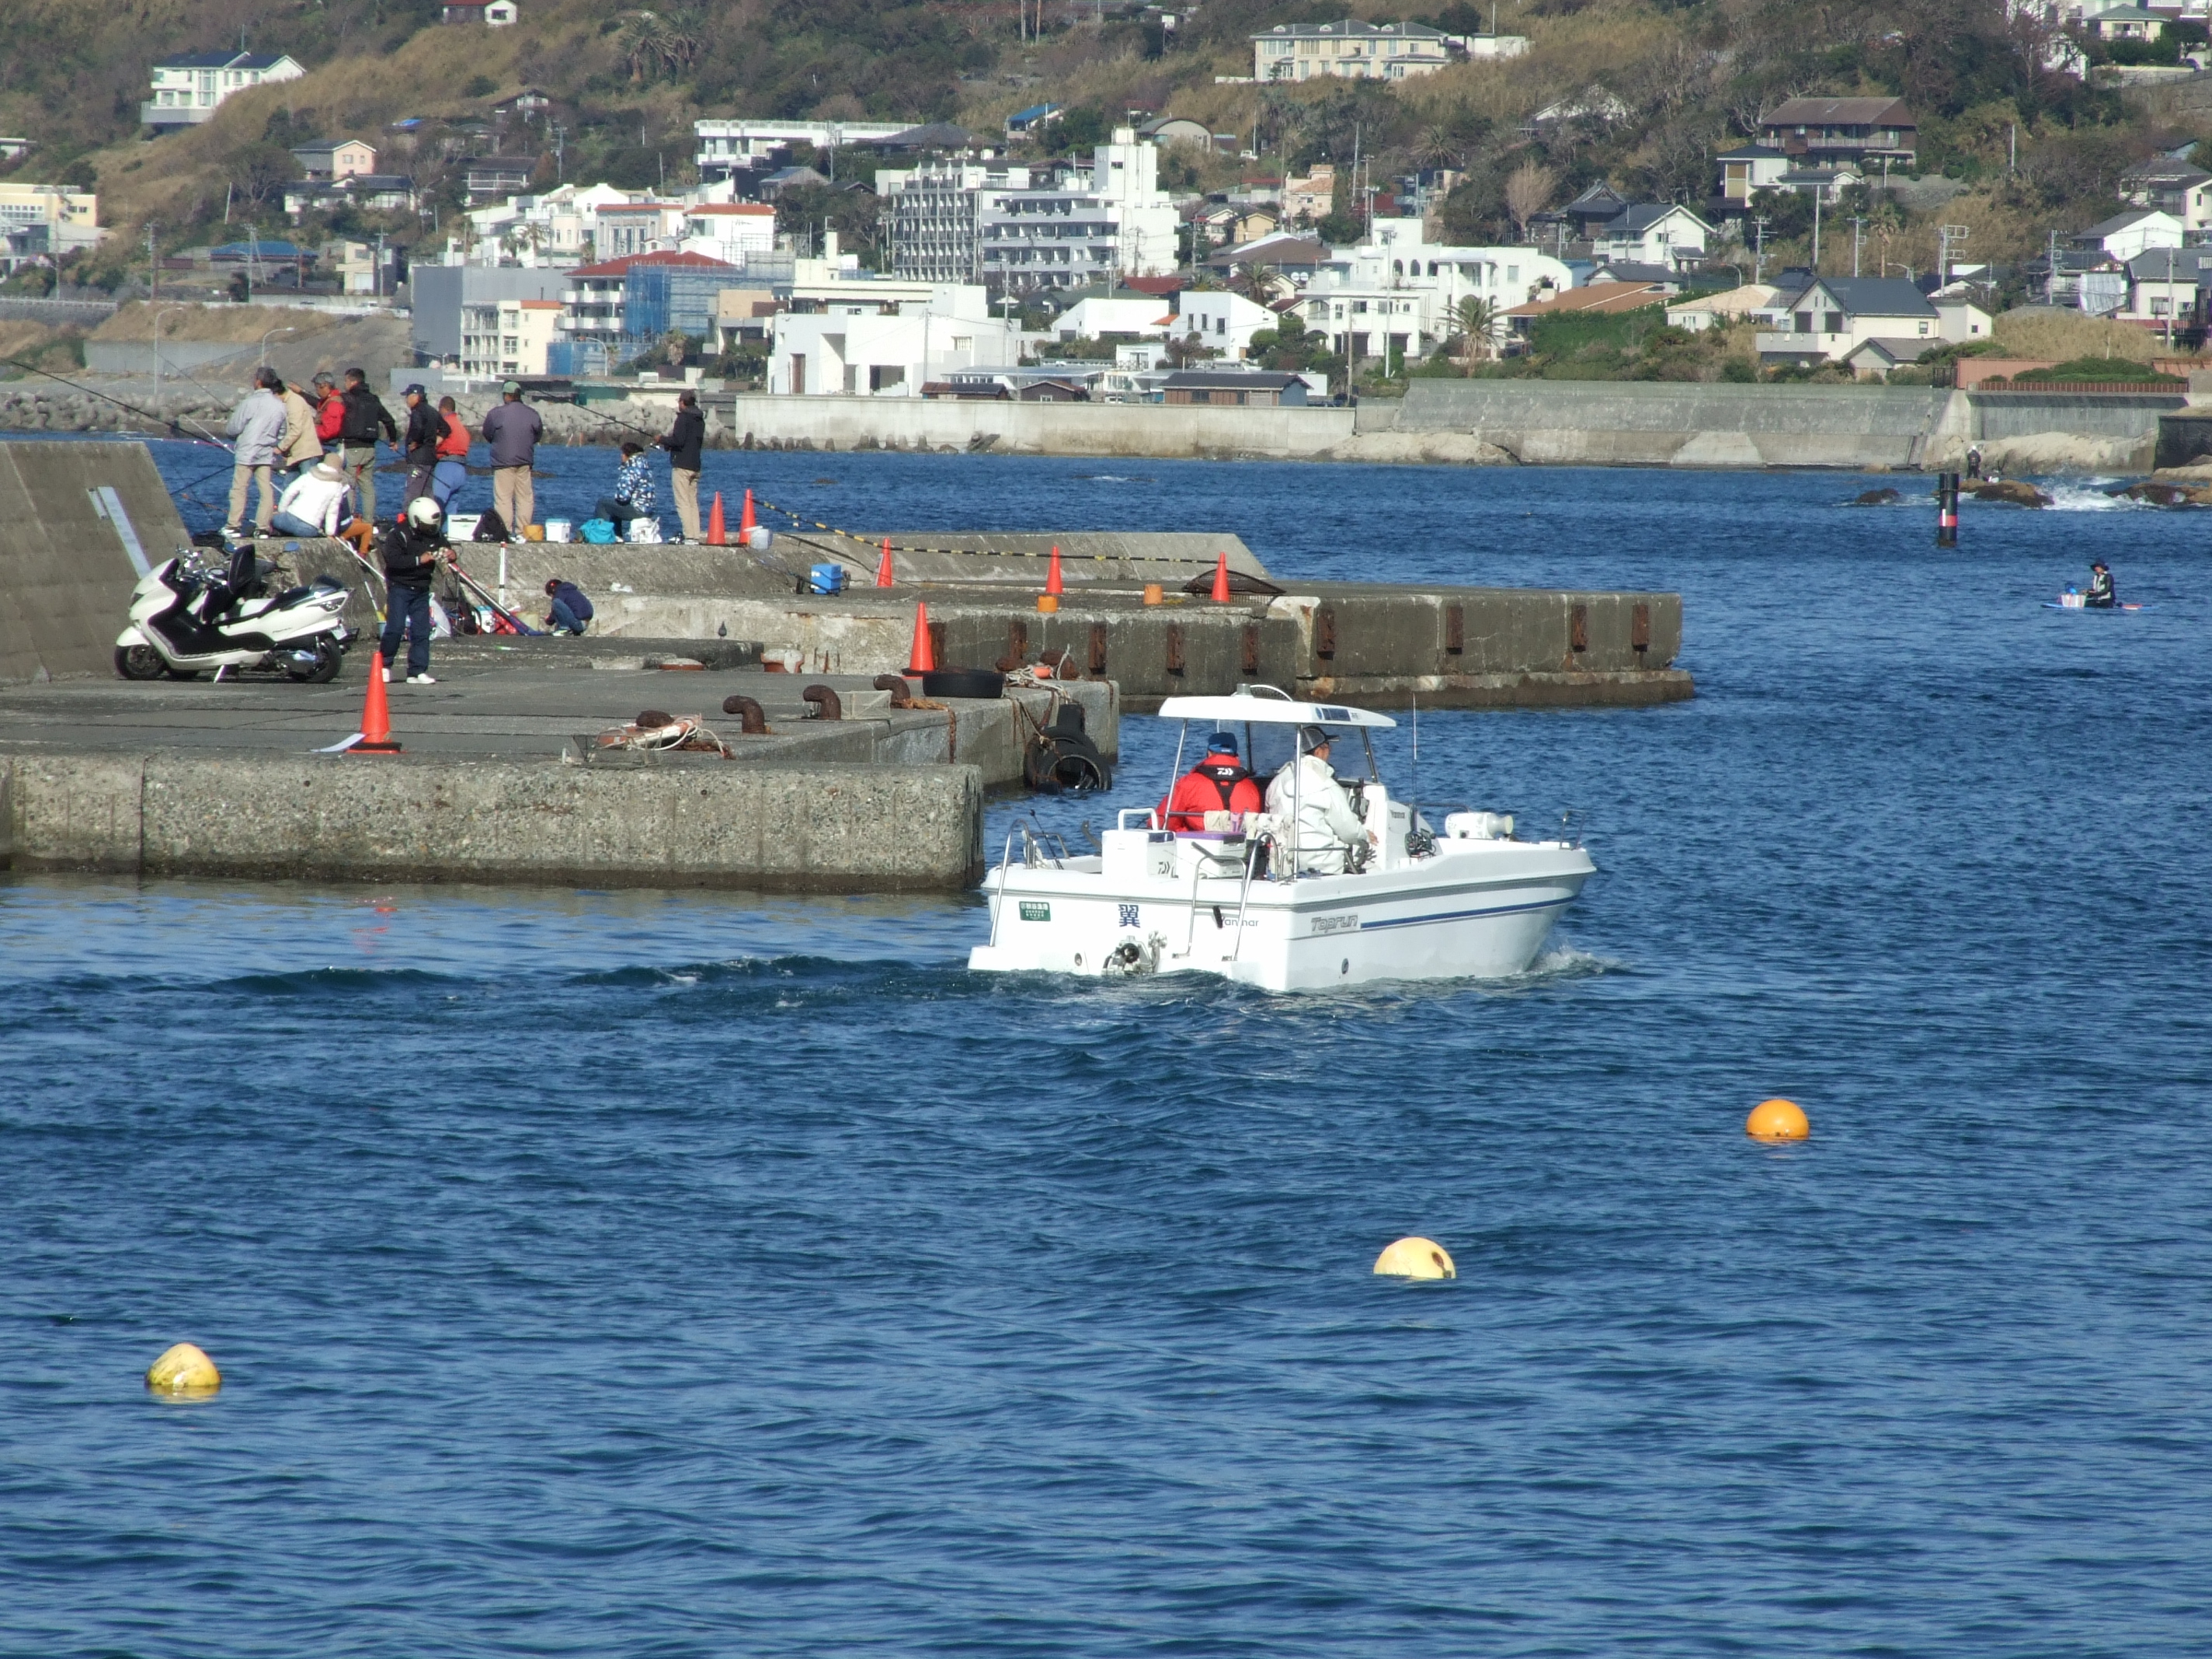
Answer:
1373, 1236, 1456, 1279
145, 1342, 221, 1396
1746, 1097, 1810, 1143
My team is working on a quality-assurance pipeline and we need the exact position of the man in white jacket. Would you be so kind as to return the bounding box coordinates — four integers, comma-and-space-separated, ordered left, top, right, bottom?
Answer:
223, 368, 287, 535
1264, 726, 1372, 875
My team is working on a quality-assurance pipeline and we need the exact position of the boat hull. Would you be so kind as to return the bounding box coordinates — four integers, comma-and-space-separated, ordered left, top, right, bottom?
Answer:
968, 842, 1592, 991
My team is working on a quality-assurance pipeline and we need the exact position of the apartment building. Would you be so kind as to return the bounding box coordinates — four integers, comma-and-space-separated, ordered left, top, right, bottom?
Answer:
1250, 19, 1523, 82
980, 130, 1177, 296
879, 158, 1036, 283
459, 297, 563, 377
693, 119, 912, 183
0, 183, 99, 264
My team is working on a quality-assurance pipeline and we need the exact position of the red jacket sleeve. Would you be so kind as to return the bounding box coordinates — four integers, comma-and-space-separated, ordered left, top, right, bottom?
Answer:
315, 396, 344, 443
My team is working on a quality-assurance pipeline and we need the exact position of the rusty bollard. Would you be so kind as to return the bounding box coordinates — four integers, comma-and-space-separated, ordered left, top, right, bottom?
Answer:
719, 694, 768, 734
872, 673, 914, 708
802, 683, 842, 721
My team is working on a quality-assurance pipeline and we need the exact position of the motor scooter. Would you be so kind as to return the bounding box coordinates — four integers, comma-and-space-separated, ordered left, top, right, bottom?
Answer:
114, 545, 352, 682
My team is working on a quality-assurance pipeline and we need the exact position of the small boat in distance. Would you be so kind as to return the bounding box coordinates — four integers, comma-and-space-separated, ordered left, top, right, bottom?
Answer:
967, 686, 1594, 991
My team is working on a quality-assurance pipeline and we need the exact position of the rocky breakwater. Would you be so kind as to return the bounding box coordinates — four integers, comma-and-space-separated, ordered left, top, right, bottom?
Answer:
0, 383, 233, 436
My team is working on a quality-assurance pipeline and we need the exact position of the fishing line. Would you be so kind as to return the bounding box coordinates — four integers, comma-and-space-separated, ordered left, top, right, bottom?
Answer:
1, 355, 231, 446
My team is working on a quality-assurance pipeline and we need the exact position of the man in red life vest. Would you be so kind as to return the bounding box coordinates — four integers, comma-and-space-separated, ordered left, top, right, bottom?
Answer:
1158, 731, 1264, 831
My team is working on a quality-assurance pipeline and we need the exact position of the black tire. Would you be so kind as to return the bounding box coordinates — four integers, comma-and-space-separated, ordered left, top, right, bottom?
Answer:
115, 642, 167, 680
292, 637, 344, 684
921, 667, 1005, 701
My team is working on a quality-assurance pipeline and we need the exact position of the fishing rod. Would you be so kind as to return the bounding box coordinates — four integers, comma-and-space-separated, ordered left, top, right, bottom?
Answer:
2, 355, 231, 446
443, 549, 540, 635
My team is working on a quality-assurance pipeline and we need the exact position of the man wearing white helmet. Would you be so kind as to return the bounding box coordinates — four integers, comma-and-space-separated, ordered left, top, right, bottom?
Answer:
1264, 725, 1372, 875
377, 496, 450, 685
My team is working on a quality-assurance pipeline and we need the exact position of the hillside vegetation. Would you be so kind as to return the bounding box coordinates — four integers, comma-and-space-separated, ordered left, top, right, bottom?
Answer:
0, 0, 2200, 299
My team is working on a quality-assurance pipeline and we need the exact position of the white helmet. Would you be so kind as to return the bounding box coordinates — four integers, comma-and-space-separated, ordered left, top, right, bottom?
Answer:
405, 497, 443, 531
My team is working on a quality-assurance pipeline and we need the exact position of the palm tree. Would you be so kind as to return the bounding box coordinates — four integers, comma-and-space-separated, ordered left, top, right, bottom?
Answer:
1233, 263, 1284, 305
1453, 294, 1499, 371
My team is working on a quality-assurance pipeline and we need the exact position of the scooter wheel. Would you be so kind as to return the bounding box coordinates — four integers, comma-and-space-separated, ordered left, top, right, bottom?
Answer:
293, 637, 345, 684
115, 643, 167, 680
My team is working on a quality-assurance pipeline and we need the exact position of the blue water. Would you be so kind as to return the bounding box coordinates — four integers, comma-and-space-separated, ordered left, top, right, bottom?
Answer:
5, 447, 2211, 1654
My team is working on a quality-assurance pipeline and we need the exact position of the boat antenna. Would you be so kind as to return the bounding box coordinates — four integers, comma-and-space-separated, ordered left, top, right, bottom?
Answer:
1410, 684, 1418, 805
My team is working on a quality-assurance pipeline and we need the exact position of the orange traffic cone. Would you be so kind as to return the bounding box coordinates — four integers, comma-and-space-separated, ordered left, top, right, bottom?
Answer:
1210, 551, 1232, 602
1045, 543, 1064, 596
875, 536, 895, 587
906, 600, 937, 673
706, 492, 727, 546
739, 489, 757, 537
351, 649, 402, 753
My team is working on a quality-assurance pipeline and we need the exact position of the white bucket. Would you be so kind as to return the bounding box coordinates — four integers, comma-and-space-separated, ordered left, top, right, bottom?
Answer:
628, 518, 665, 544
544, 519, 573, 543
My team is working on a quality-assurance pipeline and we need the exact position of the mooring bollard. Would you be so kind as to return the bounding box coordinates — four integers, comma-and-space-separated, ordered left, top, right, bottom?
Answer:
1936, 471, 1960, 548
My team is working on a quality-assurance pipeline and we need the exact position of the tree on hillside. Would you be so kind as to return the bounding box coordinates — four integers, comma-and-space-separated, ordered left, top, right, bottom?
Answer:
1504, 161, 1556, 242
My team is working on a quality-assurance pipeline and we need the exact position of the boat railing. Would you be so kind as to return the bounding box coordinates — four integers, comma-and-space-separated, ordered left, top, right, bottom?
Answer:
986, 829, 1017, 949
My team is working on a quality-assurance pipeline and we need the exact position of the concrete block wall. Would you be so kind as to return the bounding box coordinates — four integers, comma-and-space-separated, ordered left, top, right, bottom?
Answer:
0, 753, 988, 891
718, 394, 1357, 460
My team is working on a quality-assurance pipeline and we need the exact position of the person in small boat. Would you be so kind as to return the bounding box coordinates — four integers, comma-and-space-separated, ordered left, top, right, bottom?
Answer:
2085, 561, 2116, 608
1265, 726, 1370, 874
1158, 731, 1264, 831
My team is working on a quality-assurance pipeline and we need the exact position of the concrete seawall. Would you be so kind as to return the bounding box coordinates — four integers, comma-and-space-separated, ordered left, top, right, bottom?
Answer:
0, 752, 986, 891
688, 384, 2185, 473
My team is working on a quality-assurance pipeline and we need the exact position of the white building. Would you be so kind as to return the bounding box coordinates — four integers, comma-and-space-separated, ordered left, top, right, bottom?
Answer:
980, 129, 1178, 296
1250, 19, 1523, 82
459, 296, 563, 377
1174, 290, 1280, 360
1297, 223, 1574, 361
0, 183, 100, 263
878, 158, 1036, 283
1052, 293, 1177, 341
464, 182, 636, 265
1588, 203, 1714, 270
2075, 208, 2184, 262
596, 199, 689, 260
1716, 144, 1789, 212
680, 203, 779, 263
1755, 276, 1991, 370
694, 119, 912, 183
142, 50, 304, 128
769, 274, 1019, 397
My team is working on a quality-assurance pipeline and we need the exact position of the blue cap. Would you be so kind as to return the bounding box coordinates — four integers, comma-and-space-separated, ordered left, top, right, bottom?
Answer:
1205, 731, 1237, 753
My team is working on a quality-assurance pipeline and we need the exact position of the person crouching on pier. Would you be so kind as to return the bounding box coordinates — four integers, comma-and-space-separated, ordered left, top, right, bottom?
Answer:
270, 461, 359, 553
379, 497, 450, 686
544, 578, 593, 636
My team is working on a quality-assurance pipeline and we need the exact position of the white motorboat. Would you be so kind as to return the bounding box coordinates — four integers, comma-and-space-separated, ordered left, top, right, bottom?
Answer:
967, 686, 1594, 990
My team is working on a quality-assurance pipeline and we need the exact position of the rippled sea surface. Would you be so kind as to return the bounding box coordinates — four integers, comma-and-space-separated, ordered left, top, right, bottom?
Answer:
5, 447, 2210, 1655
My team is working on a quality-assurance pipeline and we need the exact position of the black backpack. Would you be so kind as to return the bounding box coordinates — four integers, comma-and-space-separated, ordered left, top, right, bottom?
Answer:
472, 509, 509, 543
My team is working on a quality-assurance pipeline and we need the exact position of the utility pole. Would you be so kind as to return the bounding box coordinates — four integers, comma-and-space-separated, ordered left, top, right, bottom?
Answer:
1752, 214, 1768, 283
1852, 214, 1865, 278
553, 124, 565, 183
146, 222, 158, 304
1811, 189, 1821, 272
1937, 223, 1969, 287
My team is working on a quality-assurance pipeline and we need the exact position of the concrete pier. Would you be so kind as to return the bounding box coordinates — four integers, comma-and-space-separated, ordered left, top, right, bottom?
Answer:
340, 537, 1689, 711
0, 642, 1118, 890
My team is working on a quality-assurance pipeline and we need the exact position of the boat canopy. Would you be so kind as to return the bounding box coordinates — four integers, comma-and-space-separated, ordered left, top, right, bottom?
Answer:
1156, 689, 1396, 729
